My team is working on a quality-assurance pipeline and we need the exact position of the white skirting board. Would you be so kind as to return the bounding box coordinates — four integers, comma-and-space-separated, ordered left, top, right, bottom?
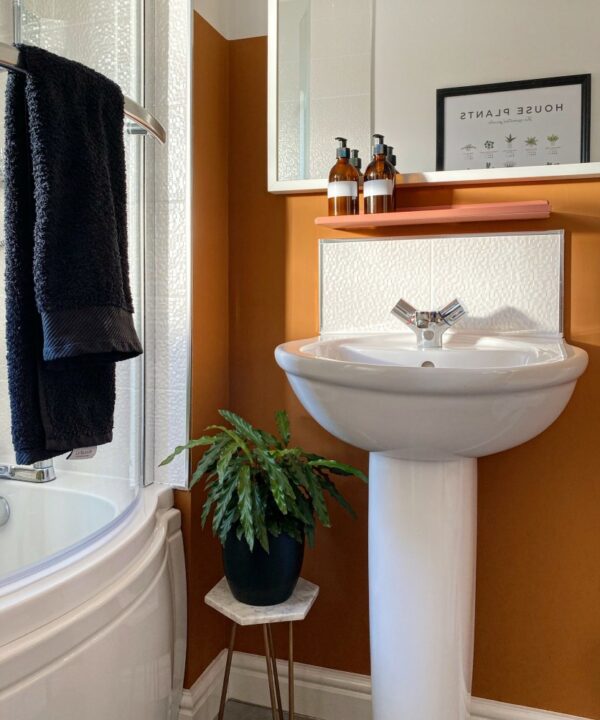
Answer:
470, 698, 592, 720
179, 650, 592, 720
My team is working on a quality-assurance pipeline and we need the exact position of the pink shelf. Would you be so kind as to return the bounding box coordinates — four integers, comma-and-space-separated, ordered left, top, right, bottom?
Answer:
314, 200, 551, 230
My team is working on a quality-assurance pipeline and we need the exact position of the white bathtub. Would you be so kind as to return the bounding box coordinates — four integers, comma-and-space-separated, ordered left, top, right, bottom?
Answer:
0, 474, 187, 720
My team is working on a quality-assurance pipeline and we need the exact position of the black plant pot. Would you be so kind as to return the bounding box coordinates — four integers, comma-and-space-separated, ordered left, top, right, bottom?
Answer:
223, 531, 305, 606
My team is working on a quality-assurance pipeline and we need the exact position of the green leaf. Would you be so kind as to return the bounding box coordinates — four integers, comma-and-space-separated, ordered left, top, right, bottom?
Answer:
253, 484, 269, 553
219, 409, 267, 449
201, 483, 219, 528
159, 435, 218, 466
216, 440, 239, 481
256, 449, 295, 513
192, 435, 229, 482
303, 467, 331, 527
207, 425, 254, 464
309, 459, 368, 483
275, 410, 290, 446
278, 517, 304, 543
259, 429, 281, 448
267, 520, 281, 538
237, 465, 254, 551
212, 480, 238, 534
319, 476, 357, 519
287, 489, 314, 526
217, 507, 239, 545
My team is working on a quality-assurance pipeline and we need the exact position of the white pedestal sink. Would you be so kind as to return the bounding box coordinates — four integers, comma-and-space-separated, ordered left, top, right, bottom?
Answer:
275, 333, 587, 720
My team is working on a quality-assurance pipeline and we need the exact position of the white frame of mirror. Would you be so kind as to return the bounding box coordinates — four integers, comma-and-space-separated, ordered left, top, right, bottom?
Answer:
267, 0, 600, 195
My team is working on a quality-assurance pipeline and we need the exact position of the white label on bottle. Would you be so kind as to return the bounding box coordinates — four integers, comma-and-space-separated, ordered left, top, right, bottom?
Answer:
363, 179, 394, 198
327, 181, 358, 199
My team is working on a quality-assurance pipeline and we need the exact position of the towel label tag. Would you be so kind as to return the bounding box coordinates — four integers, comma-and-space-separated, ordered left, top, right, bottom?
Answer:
67, 446, 97, 460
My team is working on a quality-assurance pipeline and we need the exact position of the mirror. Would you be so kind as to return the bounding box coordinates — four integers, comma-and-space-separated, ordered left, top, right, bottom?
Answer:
270, 0, 373, 191
269, 0, 600, 192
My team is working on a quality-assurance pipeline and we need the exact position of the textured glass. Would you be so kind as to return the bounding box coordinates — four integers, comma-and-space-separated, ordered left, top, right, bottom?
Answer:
0, 1, 144, 490
0, 1, 191, 491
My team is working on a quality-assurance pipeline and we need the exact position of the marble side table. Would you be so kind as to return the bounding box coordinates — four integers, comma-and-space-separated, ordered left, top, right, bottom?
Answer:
205, 577, 319, 720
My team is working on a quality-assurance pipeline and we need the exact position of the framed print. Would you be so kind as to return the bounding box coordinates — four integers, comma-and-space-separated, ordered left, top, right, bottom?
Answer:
436, 75, 591, 171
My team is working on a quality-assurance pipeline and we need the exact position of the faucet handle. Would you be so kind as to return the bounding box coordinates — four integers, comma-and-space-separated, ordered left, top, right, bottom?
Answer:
391, 298, 417, 325
438, 298, 466, 326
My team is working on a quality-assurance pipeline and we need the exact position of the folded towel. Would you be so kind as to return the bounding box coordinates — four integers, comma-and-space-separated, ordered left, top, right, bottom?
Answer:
4, 44, 143, 464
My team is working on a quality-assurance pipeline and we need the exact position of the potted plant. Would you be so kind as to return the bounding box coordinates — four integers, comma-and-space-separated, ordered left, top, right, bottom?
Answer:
161, 409, 367, 605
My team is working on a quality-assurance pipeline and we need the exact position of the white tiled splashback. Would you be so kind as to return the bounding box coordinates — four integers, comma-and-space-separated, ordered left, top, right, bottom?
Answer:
320, 231, 563, 337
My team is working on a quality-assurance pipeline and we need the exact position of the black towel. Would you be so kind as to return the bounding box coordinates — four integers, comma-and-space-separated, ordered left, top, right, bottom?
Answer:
4, 44, 143, 465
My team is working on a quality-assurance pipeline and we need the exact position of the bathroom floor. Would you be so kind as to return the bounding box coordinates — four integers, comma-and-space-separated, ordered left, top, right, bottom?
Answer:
223, 700, 316, 719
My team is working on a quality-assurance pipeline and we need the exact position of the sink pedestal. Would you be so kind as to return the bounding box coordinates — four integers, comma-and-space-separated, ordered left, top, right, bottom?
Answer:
368, 455, 477, 720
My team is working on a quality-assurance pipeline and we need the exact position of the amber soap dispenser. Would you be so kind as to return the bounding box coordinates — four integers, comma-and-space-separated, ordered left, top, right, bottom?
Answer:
364, 134, 396, 214
328, 137, 359, 216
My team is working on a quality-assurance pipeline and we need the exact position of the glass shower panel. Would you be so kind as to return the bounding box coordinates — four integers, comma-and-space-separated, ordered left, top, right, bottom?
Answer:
0, 1, 145, 487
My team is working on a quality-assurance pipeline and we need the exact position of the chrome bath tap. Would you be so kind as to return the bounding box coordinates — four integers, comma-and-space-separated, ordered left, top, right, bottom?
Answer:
0, 459, 56, 483
391, 298, 466, 348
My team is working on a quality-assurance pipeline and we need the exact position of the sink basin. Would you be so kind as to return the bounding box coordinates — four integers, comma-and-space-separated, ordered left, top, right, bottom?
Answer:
275, 333, 588, 461
276, 332, 588, 720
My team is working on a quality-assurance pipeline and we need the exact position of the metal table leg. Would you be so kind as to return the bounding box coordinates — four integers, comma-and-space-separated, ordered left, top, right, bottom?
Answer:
263, 625, 278, 720
218, 623, 237, 720
267, 625, 284, 720
288, 622, 295, 720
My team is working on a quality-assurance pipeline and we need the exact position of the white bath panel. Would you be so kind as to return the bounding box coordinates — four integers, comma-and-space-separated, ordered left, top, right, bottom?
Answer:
0, 485, 186, 720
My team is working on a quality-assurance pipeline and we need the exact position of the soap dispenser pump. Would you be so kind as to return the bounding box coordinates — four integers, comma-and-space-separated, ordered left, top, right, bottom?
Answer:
386, 145, 397, 208
349, 149, 363, 187
327, 137, 359, 216
364, 134, 396, 214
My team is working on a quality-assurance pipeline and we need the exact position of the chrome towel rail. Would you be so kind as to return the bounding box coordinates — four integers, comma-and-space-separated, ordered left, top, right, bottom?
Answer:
0, 41, 166, 144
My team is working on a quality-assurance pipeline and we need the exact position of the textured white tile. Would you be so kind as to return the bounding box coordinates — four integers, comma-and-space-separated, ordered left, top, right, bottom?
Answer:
320, 239, 431, 334
431, 233, 562, 335
320, 232, 563, 337
148, 0, 192, 488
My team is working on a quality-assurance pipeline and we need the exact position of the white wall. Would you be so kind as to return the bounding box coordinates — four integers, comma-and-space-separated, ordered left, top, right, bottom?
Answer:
194, 0, 268, 39
374, 0, 600, 173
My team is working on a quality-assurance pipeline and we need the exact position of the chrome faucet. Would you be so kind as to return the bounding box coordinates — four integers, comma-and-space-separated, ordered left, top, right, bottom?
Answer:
0, 459, 56, 483
391, 298, 466, 348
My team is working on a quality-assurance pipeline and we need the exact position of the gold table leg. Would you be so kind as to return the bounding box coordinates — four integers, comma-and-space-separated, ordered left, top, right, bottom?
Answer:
288, 622, 295, 720
263, 625, 278, 720
218, 623, 237, 720
267, 625, 285, 720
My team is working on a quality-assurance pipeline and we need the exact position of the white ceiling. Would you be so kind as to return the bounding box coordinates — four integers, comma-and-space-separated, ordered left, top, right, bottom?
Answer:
194, 0, 268, 40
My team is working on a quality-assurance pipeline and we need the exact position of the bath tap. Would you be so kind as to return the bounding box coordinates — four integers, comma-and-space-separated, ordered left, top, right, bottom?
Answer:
0, 459, 56, 483
391, 297, 466, 348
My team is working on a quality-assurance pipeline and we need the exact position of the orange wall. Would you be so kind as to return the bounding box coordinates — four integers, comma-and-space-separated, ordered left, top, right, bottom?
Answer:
188, 22, 600, 718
